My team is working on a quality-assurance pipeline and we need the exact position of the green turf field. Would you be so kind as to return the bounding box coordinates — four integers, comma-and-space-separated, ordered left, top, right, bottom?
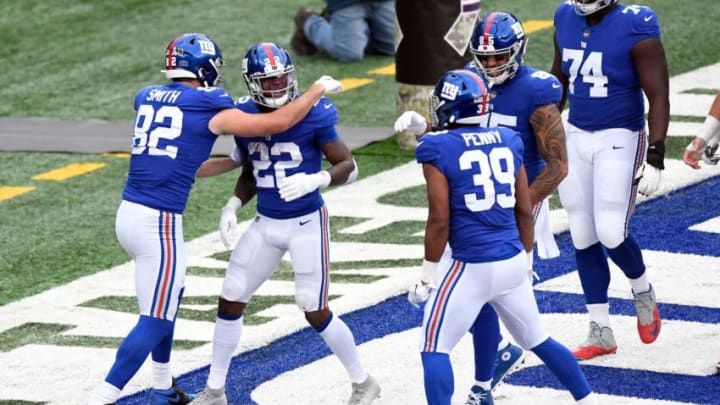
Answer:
0, 0, 718, 307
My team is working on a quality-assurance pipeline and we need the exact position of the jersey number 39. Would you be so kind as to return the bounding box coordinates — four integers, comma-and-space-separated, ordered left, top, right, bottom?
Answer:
459, 147, 516, 212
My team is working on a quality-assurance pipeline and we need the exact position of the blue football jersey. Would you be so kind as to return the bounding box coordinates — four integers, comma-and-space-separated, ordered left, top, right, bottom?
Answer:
416, 126, 526, 263
554, 2, 661, 131
123, 82, 235, 213
465, 62, 562, 184
234, 96, 339, 219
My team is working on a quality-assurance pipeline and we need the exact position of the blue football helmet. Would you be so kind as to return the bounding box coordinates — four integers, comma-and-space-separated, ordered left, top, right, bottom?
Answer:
571, 0, 618, 16
430, 69, 492, 129
242, 42, 298, 108
470, 11, 526, 85
162, 33, 224, 87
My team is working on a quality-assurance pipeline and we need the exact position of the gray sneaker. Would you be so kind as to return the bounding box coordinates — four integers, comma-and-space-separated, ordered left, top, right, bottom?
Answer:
348, 374, 381, 405
191, 386, 227, 405
572, 321, 618, 360
633, 284, 662, 344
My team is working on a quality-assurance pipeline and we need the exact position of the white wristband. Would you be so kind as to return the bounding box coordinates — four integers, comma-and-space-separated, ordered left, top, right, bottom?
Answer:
318, 170, 331, 188
699, 115, 720, 144
421, 259, 439, 283
225, 195, 242, 211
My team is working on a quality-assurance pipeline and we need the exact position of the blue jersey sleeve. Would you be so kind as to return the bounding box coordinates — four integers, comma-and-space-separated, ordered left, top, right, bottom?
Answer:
304, 96, 339, 127
415, 132, 443, 165
314, 126, 340, 145
630, 6, 661, 38
187, 86, 235, 111
528, 70, 563, 107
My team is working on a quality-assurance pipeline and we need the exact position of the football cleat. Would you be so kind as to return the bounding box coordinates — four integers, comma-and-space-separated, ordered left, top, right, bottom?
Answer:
191, 385, 228, 405
633, 284, 662, 343
464, 385, 494, 405
573, 321, 618, 360
348, 374, 381, 405
148, 378, 195, 405
491, 342, 525, 389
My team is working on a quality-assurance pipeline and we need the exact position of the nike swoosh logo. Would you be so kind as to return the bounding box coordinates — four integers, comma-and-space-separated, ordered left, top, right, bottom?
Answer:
324, 104, 332, 109
644, 15, 654, 22
299, 219, 311, 226
612, 145, 624, 150
552, 83, 561, 89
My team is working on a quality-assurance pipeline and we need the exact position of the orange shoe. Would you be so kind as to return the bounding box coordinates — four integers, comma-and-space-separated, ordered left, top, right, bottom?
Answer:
572, 321, 618, 361
633, 284, 661, 344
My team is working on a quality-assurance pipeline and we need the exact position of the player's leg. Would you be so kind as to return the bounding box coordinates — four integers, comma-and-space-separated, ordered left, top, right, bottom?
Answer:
491, 252, 597, 404
289, 206, 380, 404
558, 125, 615, 360
90, 202, 189, 405
195, 216, 284, 404
594, 128, 661, 343
421, 260, 490, 405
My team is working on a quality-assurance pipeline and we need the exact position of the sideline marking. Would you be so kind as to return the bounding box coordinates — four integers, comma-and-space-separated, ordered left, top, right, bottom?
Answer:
0, 186, 35, 201
32, 162, 106, 181
340, 78, 375, 91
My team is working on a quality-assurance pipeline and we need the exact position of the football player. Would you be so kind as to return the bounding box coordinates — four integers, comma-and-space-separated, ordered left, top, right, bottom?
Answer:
683, 90, 720, 168
192, 42, 378, 405
551, 0, 668, 359
395, 11, 569, 403
87, 34, 342, 405
412, 69, 597, 405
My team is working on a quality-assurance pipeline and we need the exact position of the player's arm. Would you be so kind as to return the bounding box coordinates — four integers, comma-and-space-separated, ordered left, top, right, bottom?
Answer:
633, 37, 670, 169
423, 163, 450, 264
197, 145, 243, 177
550, 31, 570, 112
320, 140, 358, 185
209, 77, 342, 137
217, 159, 256, 249
529, 103, 568, 205
514, 164, 534, 253
684, 90, 720, 169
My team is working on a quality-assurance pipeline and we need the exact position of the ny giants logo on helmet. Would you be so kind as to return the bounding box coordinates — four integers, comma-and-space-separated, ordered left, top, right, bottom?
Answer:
440, 82, 460, 100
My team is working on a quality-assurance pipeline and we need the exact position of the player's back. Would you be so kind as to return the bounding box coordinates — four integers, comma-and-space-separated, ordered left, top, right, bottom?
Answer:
123, 82, 235, 213
554, 2, 661, 131
416, 125, 525, 263
234, 96, 339, 219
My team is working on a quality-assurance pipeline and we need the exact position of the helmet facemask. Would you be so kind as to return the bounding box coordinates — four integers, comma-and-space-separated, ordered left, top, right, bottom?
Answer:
571, 0, 617, 16
246, 67, 297, 109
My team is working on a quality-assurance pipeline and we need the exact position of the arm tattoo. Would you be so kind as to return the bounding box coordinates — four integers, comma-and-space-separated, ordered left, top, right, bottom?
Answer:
529, 103, 568, 204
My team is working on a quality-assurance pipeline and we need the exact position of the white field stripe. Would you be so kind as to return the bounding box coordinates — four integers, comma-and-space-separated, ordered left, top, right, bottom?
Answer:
689, 216, 720, 234
253, 314, 707, 404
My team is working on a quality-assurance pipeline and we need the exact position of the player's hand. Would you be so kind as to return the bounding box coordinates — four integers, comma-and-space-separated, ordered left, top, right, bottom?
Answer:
219, 196, 242, 249
637, 164, 662, 196
394, 111, 428, 136
527, 251, 539, 284
278, 171, 331, 202
314, 75, 343, 94
638, 142, 664, 196
408, 280, 434, 309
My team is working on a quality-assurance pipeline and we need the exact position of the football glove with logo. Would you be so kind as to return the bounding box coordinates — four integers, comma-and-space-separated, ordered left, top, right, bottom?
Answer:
638, 142, 664, 196
394, 111, 428, 136
219, 196, 242, 249
314, 75, 343, 94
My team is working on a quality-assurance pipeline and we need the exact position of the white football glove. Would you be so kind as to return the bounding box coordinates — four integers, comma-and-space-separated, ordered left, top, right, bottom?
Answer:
394, 111, 428, 136
408, 281, 434, 309
219, 196, 242, 249
278, 171, 331, 202
637, 164, 662, 197
527, 251, 539, 284
314, 75, 343, 94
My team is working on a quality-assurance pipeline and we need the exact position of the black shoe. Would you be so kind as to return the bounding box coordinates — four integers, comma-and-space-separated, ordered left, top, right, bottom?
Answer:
291, 8, 319, 55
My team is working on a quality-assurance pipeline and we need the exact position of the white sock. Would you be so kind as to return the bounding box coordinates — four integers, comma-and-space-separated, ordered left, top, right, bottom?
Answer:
319, 315, 367, 383
629, 273, 651, 294
576, 392, 599, 404
497, 336, 510, 351
474, 380, 492, 391
207, 316, 243, 390
587, 303, 611, 328
152, 361, 172, 390
88, 381, 120, 405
